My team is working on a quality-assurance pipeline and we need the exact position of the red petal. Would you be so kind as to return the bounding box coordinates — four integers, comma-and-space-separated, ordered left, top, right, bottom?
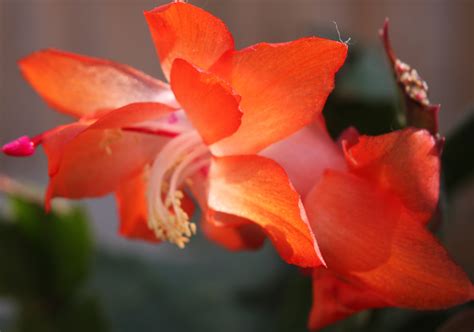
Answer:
42, 103, 173, 205
145, 2, 234, 80
309, 268, 387, 331
170, 59, 242, 145
210, 38, 347, 155
305, 170, 473, 309
202, 211, 266, 251
41, 122, 91, 177
19, 49, 176, 117
187, 169, 265, 251
45, 130, 164, 205
208, 155, 323, 267
116, 172, 158, 242
343, 128, 440, 224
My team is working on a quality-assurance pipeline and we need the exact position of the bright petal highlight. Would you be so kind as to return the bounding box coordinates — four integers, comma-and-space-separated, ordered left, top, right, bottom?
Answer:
211, 38, 347, 155
170, 58, 242, 145
19, 49, 176, 117
145, 2, 234, 80
209, 155, 323, 267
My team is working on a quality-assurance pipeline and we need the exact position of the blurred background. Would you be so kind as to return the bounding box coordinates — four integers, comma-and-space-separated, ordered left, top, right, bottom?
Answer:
0, 0, 473, 331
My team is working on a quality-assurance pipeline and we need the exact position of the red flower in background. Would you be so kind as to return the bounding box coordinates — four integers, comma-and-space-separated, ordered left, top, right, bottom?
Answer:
2, 2, 347, 266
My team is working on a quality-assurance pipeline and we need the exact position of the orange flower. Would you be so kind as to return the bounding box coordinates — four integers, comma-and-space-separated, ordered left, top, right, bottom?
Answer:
204, 19, 473, 331
304, 128, 473, 329
2, 2, 347, 266
241, 112, 472, 329
244, 21, 472, 331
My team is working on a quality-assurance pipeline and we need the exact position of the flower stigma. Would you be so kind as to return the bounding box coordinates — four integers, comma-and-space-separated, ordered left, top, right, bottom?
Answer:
2, 135, 36, 157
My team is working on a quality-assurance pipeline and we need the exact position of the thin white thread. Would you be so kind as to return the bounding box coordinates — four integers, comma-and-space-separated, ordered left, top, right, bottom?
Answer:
333, 21, 352, 45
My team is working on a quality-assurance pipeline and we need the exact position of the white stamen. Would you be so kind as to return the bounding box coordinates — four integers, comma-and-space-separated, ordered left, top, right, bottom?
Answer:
146, 130, 210, 247
178, 157, 211, 184
166, 144, 209, 209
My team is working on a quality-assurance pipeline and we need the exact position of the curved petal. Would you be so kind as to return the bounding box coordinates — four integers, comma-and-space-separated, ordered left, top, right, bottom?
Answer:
208, 155, 323, 267
145, 2, 234, 80
186, 169, 265, 251
309, 268, 387, 331
42, 102, 175, 176
210, 38, 348, 155
305, 170, 473, 309
116, 171, 158, 242
170, 59, 242, 145
343, 128, 440, 224
88, 102, 177, 130
38, 122, 90, 177
19, 49, 177, 117
261, 122, 346, 198
202, 211, 266, 251
42, 103, 174, 207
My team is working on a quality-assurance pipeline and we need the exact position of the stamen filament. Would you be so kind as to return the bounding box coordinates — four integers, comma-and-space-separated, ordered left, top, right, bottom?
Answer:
148, 131, 200, 223
166, 144, 210, 211
146, 130, 209, 247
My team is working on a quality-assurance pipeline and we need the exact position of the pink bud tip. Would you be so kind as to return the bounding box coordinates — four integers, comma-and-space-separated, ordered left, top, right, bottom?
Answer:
2, 136, 35, 157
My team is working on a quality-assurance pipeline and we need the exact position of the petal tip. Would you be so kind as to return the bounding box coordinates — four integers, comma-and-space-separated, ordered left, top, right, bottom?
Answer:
143, 2, 171, 17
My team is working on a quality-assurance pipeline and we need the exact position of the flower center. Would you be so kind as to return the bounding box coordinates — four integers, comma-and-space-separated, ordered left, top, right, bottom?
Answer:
147, 129, 210, 248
